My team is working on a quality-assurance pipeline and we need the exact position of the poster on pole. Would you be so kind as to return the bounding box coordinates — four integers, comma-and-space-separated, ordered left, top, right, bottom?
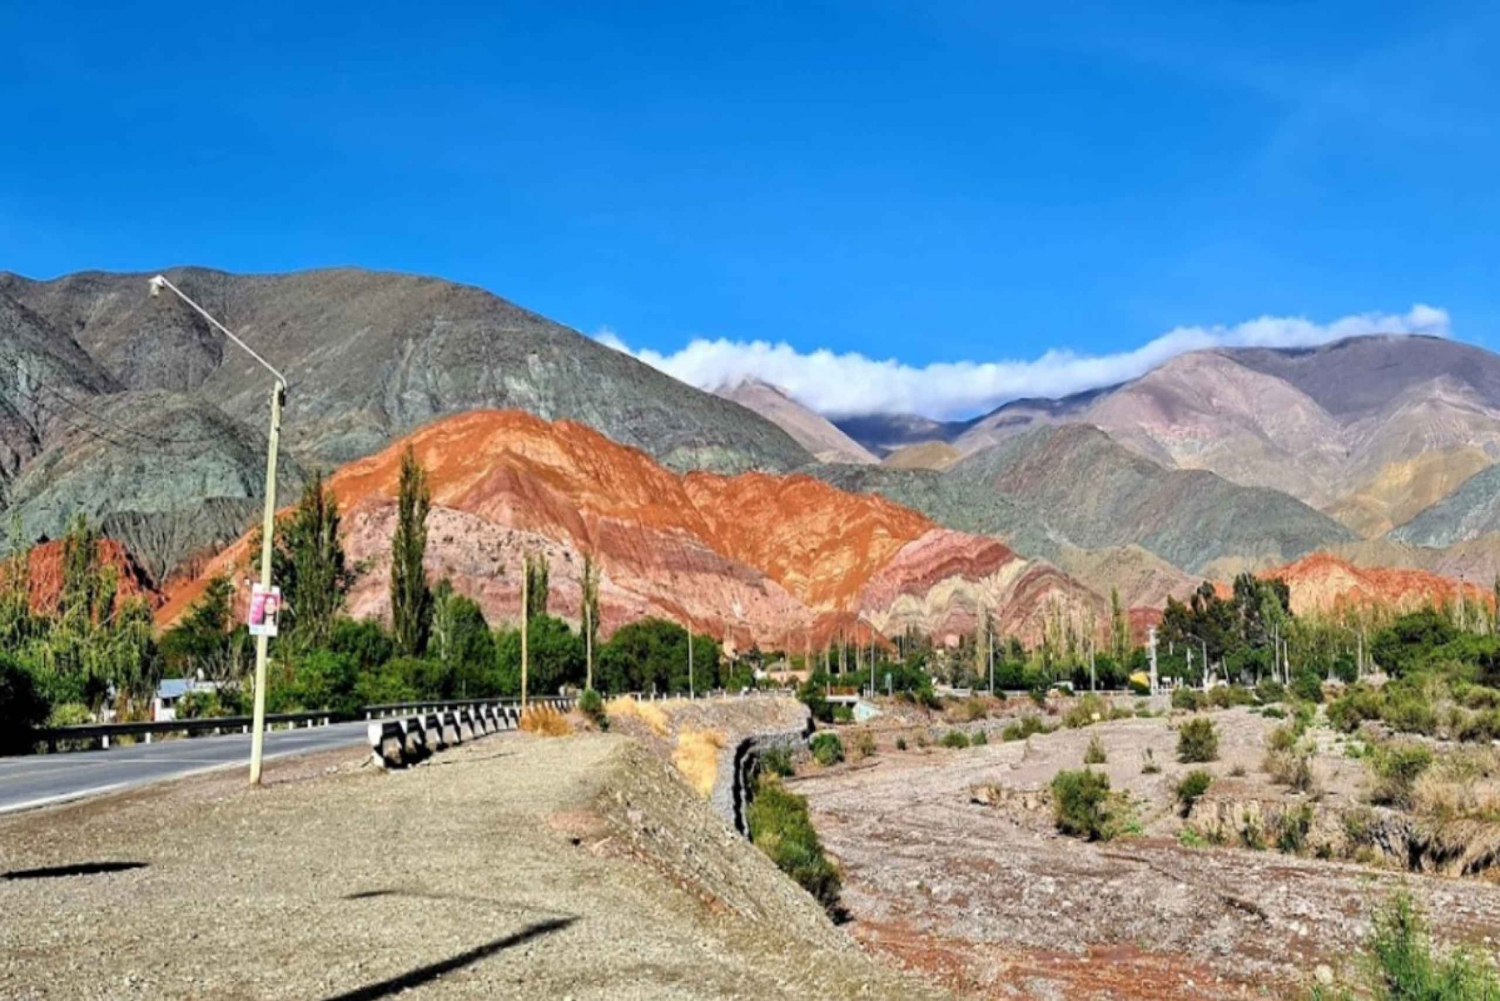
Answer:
248, 584, 281, 637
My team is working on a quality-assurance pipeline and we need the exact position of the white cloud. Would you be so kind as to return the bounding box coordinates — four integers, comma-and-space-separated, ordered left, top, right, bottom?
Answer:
593, 305, 1451, 420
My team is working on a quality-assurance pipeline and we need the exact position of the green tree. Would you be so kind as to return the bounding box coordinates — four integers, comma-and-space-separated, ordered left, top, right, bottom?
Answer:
390, 446, 432, 656
496, 614, 582, 695
525, 552, 549, 619
279, 471, 352, 649
581, 553, 601, 689
430, 579, 496, 697
1110, 587, 1129, 663
0, 652, 48, 754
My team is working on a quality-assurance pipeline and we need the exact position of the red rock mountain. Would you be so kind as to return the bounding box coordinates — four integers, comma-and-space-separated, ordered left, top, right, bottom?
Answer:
25, 538, 161, 614
163, 410, 1106, 649
1228, 552, 1494, 618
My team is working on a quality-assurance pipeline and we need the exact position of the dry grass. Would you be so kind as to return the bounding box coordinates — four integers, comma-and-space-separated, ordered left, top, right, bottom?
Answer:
606, 696, 670, 736
672, 727, 727, 798
519, 704, 572, 737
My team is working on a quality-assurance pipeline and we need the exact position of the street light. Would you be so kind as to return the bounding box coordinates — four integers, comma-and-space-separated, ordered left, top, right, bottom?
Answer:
149, 274, 287, 785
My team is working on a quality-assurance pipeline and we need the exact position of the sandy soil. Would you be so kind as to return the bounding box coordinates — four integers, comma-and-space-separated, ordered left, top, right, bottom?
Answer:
796, 706, 1500, 1001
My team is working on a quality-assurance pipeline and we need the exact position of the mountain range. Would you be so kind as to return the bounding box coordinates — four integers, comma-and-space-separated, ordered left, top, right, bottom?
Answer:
5, 264, 1499, 637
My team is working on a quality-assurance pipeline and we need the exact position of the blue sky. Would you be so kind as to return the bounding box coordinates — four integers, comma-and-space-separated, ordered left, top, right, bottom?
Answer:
4, 1, 1497, 416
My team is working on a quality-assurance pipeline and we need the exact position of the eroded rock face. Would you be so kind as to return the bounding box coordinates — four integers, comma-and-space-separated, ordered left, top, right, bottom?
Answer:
25, 538, 161, 613
165, 409, 1109, 647
1226, 551, 1494, 617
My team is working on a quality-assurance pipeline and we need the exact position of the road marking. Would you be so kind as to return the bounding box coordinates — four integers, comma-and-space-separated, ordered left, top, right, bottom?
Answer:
0, 744, 365, 816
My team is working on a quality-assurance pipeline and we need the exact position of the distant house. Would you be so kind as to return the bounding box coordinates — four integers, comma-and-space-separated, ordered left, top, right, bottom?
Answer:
153, 678, 225, 721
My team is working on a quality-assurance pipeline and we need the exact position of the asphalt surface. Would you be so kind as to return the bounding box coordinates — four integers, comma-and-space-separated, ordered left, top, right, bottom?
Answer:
0, 720, 374, 814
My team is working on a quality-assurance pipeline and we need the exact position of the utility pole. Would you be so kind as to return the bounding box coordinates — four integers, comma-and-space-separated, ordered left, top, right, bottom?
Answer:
584, 600, 592, 692
687, 617, 694, 698
1148, 626, 1159, 695
149, 276, 286, 786
520, 557, 529, 708
248, 383, 282, 785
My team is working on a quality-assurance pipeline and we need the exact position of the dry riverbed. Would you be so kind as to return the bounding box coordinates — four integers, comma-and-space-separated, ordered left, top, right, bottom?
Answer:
795, 705, 1500, 1001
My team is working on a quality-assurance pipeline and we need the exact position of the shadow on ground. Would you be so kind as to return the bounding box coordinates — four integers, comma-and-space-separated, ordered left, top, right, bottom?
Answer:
2, 861, 148, 880
319, 916, 578, 1001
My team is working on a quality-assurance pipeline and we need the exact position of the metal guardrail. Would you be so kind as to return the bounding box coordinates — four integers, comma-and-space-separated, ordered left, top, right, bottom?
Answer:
34, 710, 340, 752
31, 687, 802, 755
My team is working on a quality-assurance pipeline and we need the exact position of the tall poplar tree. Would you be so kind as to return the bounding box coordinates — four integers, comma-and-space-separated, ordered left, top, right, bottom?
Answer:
390, 446, 432, 656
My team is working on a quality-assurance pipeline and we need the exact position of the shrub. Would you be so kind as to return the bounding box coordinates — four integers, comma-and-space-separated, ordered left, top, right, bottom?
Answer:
1273, 803, 1314, 854
960, 697, 990, 722
1371, 742, 1434, 808
1172, 688, 1204, 712
1002, 716, 1048, 742
1261, 706, 1286, 720
971, 728, 988, 746
810, 732, 845, 766
577, 687, 607, 729
519, 704, 571, 737
1328, 683, 1385, 733
895, 736, 908, 751
831, 704, 854, 724
1175, 769, 1213, 816
853, 731, 877, 759
760, 746, 795, 777
1256, 679, 1286, 705
1229, 763, 1247, 777
1268, 723, 1299, 753
1382, 687, 1438, 736
1307, 893, 1500, 1000
1177, 718, 1219, 763
747, 777, 842, 915
1051, 768, 1113, 841
1265, 746, 1316, 793
940, 730, 971, 749
1084, 733, 1107, 764
1064, 693, 1109, 729
1290, 671, 1325, 704
1207, 685, 1257, 710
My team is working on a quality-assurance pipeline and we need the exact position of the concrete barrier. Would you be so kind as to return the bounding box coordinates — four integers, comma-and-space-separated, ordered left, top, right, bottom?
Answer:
440, 711, 462, 747
367, 721, 405, 768
424, 713, 447, 751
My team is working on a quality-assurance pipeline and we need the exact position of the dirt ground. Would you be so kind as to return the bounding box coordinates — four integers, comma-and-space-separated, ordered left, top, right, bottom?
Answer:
0, 724, 951, 1001
795, 705, 1500, 1001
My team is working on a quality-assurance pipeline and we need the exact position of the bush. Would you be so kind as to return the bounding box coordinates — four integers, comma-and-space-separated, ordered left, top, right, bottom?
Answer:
1265, 746, 1316, 793
1256, 679, 1286, 705
853, 731, 877, 759
831, 704, 854, 724
1084, 733, 1107, 764
1064, 693, 1110, 728
1172, 688, 1204, 712
747, 777, 842, 915
1268, 723, 1299, 752
971, 728, 988, 746
577, 687, 607, 729
960, 697, 990, 722
1175, 769, 1213, 816
1290, 671, 1325, 704
940, 730, 971, 749
1273, 803, 1314, 854
1207, 685, 1256, 710
759, 746, 795, 777
1307, 893, 1500, 1000
894, 736, 908, 751
1051, 768, 1114, 841
1177, 718, 1219, 763
1328, 683, 1384, 733
0, 655, 50, 755
1371, 742, 1434, 808
810, 732, 845, 766
1002, 716, 1048, 742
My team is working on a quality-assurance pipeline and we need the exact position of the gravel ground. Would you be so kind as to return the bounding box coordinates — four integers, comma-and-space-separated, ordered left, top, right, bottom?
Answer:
0, 726, 952, 1001
796, 707, 1500, 1001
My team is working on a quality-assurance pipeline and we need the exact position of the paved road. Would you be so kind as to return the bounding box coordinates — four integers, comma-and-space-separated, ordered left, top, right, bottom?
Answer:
0, 720, 373, 815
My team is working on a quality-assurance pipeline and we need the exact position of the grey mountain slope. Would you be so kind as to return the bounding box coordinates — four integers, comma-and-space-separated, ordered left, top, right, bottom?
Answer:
812, 423, 1355, 574
1226, 335, 1500, 417
716, 378, 877, 464
1389, 463, 1500, 548
0, 267, 812, 475
0, 266, 812, 576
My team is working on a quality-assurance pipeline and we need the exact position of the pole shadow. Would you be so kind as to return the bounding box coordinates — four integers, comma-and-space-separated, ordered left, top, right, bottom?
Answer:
319, 916, 577, 1001
2, 861, 148, 881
